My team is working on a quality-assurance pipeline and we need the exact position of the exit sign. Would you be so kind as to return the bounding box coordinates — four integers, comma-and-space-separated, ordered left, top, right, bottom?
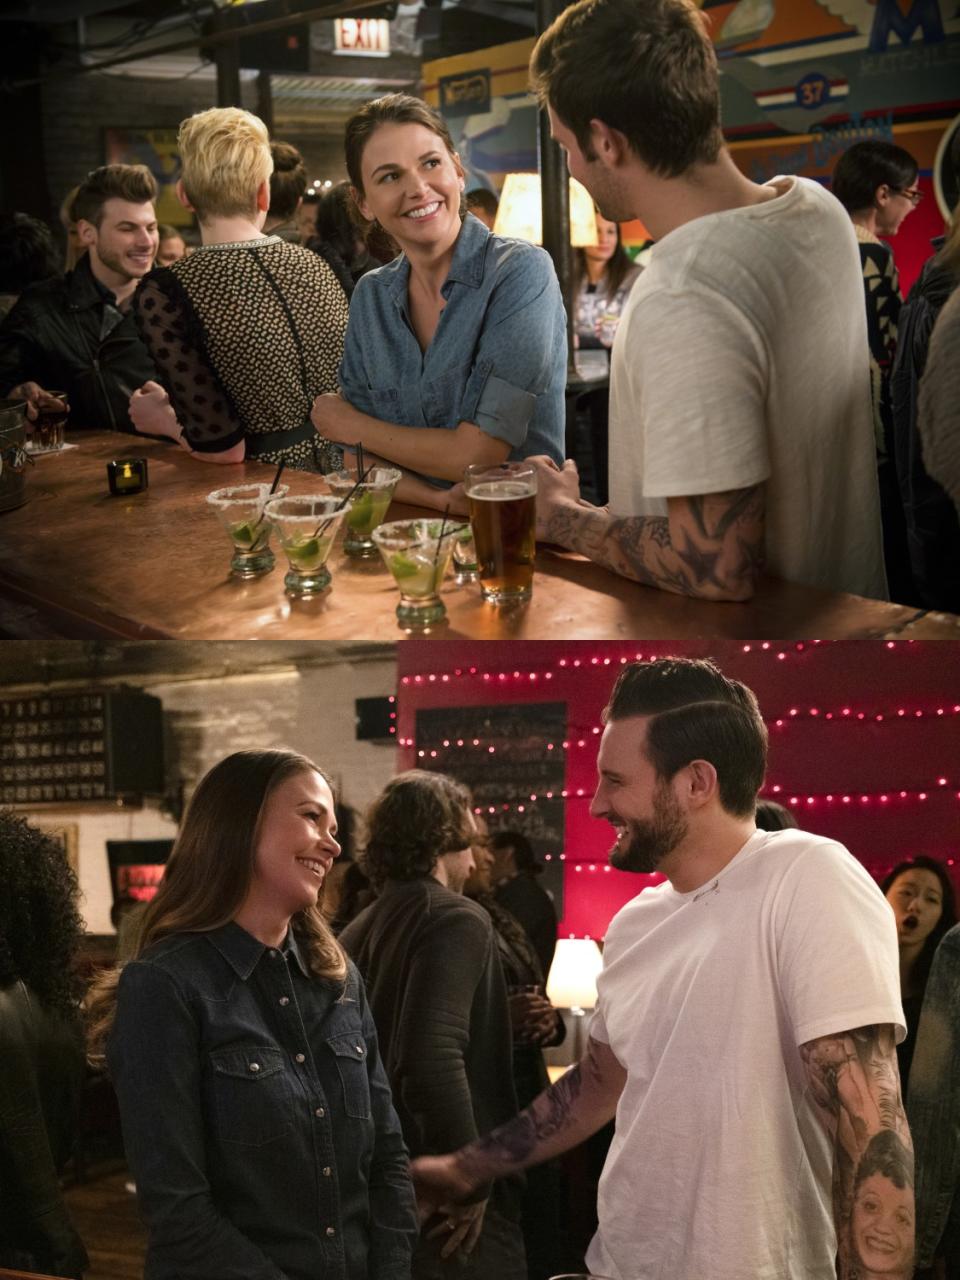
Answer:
334, 17, 390, 55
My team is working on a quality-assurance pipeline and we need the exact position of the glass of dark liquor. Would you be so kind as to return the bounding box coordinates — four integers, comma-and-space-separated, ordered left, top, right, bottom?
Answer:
33, 390, 69, 451
463, 461, 537, 603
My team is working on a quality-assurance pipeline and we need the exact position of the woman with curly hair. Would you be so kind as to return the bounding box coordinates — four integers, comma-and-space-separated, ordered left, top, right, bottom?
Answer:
87, 749, 417, 1280
0, 810, 88, 1279
340, 771, 525, 1280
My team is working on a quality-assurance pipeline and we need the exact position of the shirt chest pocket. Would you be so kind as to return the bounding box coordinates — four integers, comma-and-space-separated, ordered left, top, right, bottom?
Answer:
208, 1043, 295, 1147
325, 1032, 371, 1120
421, 362, 471, 429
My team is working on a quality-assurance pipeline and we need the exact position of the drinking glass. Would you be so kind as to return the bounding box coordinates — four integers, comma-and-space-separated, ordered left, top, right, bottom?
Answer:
264, 494, 347, 597
372, 518, 459, 630
206, 482, 289, 578
32, 390, 69, 452
451, 524, 479, 583
463, 461, 537, 603
327, 465, 401, 558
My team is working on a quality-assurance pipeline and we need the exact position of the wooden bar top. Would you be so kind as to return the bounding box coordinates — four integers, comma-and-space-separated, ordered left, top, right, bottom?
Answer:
2, 432, 958, 641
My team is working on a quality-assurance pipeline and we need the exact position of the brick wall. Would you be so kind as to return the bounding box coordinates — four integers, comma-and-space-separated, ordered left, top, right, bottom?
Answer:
17, 653, 398, 933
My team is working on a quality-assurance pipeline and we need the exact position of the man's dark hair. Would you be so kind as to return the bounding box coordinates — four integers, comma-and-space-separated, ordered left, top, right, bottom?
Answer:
854, 1128, 914, 1194
466, 188, 499, 219
362, 770, 474, 889
269, 141, 308, 222
0, 213, 60, 293
603, 658, 767, 818
72, 164, 158, 227
831, 140, 919, 213
489, 829, 540, 875
0, 811, 87, 1019
530, 0, 723, 178
755, 799, 799, 831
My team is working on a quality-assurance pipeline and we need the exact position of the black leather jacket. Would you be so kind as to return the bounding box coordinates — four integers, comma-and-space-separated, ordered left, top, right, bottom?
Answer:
0, 255, 156, 432
0, 979, 88, 1278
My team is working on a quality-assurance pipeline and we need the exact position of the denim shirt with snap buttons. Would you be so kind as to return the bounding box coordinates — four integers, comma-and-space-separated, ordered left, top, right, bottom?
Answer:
107, 921, 417, 1280
338, 212, 567, 486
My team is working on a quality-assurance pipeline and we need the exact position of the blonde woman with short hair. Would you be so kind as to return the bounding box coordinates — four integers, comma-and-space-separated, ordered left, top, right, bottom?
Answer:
129, 107, 348, 472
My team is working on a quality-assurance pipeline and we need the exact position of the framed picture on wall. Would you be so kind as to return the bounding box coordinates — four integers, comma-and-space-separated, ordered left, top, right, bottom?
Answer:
103, 127, 191, 228
33, 820, 80, 873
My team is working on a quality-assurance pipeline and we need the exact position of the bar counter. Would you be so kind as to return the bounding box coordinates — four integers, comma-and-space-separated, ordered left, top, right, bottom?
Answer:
2, 432, 958, 641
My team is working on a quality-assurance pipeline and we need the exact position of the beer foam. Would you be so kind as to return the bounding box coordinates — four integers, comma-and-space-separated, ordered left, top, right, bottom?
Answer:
468, 481, 535, 500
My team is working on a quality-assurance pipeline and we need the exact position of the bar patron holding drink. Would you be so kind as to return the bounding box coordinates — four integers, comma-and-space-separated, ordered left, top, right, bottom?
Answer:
309, 93, 567, 509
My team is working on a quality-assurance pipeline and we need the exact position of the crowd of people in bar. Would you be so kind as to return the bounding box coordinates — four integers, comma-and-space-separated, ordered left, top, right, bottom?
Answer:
3, 654, 960, 1280
2, 0, 958, 611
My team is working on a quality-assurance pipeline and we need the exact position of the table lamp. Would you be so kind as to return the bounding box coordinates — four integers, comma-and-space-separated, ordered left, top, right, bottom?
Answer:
546, 936, 604, 1062
493, 173, 598, 249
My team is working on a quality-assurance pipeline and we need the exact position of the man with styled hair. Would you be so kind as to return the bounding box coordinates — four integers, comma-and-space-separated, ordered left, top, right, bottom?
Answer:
413, 657, 913, 1279
526, 0, 887, 603
0, 164, 159, 431
340, 771, 526, 1279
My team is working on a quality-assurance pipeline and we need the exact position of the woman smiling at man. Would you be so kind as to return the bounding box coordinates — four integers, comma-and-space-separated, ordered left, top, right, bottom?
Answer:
310, 94, 566, 506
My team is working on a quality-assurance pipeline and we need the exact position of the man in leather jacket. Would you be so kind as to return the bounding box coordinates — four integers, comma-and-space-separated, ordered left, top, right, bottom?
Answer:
0, 163, 160, 433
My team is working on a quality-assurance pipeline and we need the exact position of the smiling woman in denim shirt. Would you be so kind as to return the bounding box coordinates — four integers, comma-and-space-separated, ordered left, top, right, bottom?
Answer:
309, 94, 566, 507
87, 750, 418, 1280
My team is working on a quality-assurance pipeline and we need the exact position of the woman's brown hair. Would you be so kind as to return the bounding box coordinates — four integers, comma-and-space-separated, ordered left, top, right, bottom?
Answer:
87, 749, 346, 1063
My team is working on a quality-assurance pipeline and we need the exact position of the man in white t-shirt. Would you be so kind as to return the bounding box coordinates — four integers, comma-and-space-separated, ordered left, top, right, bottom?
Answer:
412, 657, 913, 1279
524, 0, 887, 602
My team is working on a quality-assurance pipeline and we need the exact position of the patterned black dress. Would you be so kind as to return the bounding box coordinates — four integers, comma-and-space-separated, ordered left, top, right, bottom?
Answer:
134, 235, 348, 471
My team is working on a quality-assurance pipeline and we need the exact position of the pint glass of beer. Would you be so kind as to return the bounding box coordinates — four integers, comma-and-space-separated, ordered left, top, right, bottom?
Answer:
463, 461, 537, 603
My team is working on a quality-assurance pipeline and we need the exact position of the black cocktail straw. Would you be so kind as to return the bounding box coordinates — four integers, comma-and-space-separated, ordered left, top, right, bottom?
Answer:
312, 464, 373, 539
433, 506, 450, 575
250, 459, 287, 548
357, 441, 365, 482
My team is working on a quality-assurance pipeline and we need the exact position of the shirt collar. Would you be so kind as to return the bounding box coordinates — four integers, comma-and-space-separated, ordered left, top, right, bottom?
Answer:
382, 212, 490, 307
67, 253, 118, 311
207, 920, 310, 979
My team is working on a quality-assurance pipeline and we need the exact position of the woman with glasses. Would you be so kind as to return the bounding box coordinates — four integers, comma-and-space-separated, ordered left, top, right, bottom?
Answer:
832, 139, 921, 606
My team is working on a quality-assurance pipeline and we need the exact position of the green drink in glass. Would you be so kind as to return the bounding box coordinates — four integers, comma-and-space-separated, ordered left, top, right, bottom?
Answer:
264, 494, 347, 597
327, 465, 401, 558
206, 482, 289, 578
372, 518, 459, 630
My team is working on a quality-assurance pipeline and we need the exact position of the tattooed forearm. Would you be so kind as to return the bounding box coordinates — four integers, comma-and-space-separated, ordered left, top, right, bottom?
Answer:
801, 1025, 914, 1280
544, 484, 766, 601
456, 1036, 624, 1184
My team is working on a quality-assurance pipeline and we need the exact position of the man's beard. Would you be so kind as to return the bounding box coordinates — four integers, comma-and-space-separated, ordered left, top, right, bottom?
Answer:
609, 782, 687, 874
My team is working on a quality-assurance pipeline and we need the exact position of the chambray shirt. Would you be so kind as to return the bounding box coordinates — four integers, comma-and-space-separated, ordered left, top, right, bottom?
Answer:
107, 922, 417, 1280
338, 213, 566, 483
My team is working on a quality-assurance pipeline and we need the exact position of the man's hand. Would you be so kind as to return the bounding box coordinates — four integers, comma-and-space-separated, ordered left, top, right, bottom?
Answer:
509, 990, 561, 1045
129, 381, 183, 443
529, 455, 588, 542
424, 1195, 488, 1258
411, 1152, 482, 1224
8, 382, 62, 424
311, 391, 358, 445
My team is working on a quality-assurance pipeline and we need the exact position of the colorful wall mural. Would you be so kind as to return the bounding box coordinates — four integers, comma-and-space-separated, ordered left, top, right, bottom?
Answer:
421, 0, 960, 291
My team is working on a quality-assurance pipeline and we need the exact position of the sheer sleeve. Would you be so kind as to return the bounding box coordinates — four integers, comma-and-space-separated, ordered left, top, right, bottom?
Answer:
134, 273, 245, 454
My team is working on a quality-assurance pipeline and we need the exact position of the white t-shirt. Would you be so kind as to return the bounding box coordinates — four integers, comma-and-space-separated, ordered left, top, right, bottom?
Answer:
586, 828, 904, 1280
608, 175, 888, 601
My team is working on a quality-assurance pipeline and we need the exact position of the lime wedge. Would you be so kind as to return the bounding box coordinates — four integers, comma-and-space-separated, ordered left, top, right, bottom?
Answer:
231, 522, 256, 547
288, 537, 322, 567
347, 492, 374, 530
390, 552, 421, 580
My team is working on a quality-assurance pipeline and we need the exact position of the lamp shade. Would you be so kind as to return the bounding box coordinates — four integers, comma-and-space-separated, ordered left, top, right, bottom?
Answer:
493, 173, 598, 247
546, 937, 604, 1011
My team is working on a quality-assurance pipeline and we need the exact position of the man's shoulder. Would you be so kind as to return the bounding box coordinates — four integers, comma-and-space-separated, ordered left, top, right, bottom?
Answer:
2, 273, 70, 323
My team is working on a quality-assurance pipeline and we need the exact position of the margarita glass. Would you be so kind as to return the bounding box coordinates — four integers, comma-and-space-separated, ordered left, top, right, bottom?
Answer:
206, 482, 288, 578
372, 518, 460, 629
327, 465, 401, 557
264, 494, 348, 596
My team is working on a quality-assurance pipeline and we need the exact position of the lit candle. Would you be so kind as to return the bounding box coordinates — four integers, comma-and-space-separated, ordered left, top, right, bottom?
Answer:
107, 458, 148, 495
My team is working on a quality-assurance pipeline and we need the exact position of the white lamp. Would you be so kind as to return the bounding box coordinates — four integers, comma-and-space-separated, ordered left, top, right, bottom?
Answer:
546, 937, 604, 1061
493, 173, 598, 247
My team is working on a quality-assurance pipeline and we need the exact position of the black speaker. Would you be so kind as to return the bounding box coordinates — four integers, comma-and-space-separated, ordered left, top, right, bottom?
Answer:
103, 690, 165, 795
355, 696, 397, 741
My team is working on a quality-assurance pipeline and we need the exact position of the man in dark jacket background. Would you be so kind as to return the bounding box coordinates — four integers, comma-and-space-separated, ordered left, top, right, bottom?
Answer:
0, 164, 160, 433
340, 770, 526, 1280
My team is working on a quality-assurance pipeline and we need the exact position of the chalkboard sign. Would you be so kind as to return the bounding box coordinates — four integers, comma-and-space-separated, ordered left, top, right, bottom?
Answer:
415, 702, 567, 913
0, 689, 164, 805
